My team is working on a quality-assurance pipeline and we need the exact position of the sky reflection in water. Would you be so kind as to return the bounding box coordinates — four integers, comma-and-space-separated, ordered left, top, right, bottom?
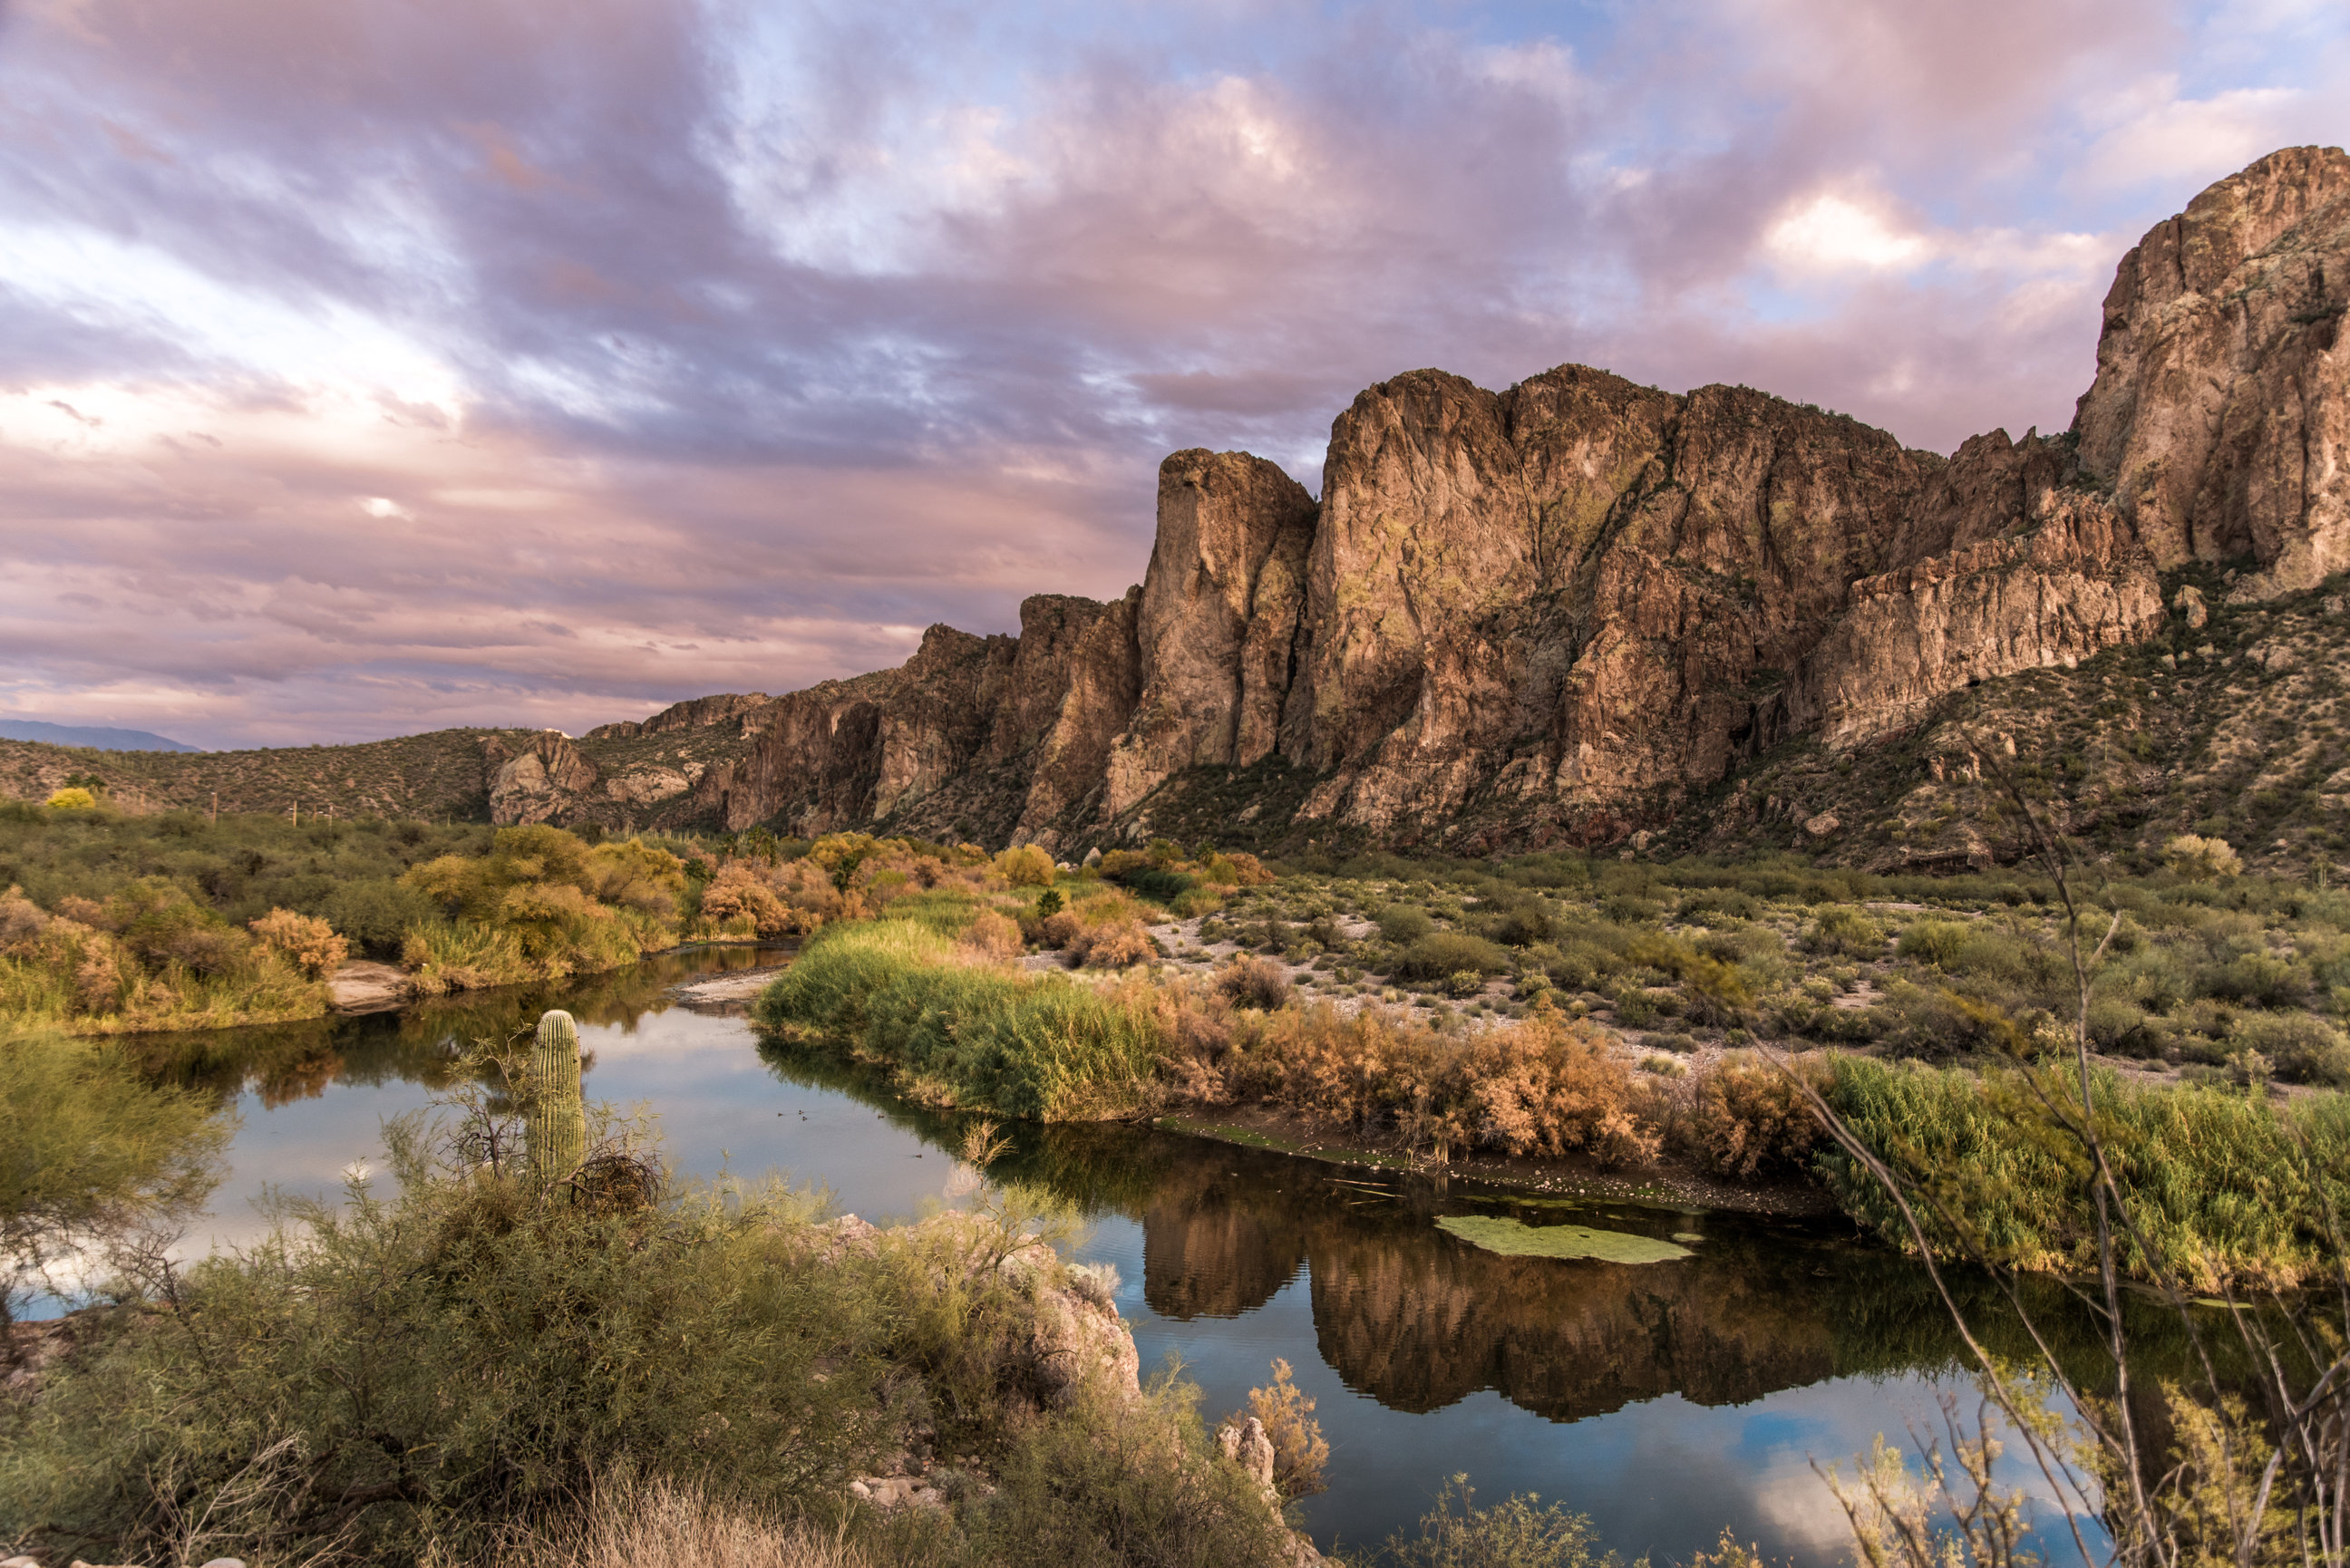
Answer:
164, 959, 2105, 1565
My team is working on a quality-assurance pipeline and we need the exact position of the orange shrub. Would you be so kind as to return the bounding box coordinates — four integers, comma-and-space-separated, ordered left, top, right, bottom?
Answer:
958, 908, 1024, 962
1454, 1007, 1664, 1164
1071, 916, 1155, 968
697, 863, 796, 936
248, 907, 349, 979
1685, 1050, 1829, 1179
1211, 998, 1665, 1166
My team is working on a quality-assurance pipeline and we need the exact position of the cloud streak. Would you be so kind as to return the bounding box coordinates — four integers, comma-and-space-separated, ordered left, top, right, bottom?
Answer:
1, 0, 2345, 747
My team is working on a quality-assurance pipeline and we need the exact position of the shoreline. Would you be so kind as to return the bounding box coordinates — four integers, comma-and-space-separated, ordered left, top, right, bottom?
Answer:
1149, 1103, 1843, 1220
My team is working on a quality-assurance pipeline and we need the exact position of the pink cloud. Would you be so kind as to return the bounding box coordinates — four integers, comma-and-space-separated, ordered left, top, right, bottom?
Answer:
0, 0, 2339, 746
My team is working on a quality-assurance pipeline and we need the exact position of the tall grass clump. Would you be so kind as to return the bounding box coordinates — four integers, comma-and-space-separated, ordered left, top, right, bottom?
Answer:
752, 922, 1161, 1118
1821, 1050, 2350, 1291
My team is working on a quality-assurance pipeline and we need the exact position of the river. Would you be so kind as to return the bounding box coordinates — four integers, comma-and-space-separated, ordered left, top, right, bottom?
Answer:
118, 945, 2136, 1563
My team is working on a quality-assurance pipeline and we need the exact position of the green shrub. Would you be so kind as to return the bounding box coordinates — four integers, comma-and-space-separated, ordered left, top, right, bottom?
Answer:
1876, 980, 2025, 1060
1393, 932, 1514, 982
2202, 953, 2310, 1009
0, 1149, 897, 1565
1675, 888, 1759, 923
917, 1379, 1291, 1567
2086, 994, 2159, 1056
2228, 1011, 2350, 1086
1895, 919, 1970, 967
1807, 905, 1884, 956
1482, 902, 1553, 946
320, 877, 436, 960
1376, 905, 1435, 944
1381, 1476, 1632, 1568
0, 1031, 230, 1322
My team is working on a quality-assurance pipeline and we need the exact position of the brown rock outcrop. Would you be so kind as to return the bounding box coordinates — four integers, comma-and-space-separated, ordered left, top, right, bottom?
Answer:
487, 731, 597, 826
1102, 451, 1316, 818
1790, 431, 2167, 746
2073, 145, 2350, 597
506, 147, 2341, 854
698, 593, 1141, 847
1277, 370, 1928, 840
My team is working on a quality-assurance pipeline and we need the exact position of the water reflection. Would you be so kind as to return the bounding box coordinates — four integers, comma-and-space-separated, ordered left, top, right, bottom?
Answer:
124, 944, 791, 1109
146, 957, 2176, 1564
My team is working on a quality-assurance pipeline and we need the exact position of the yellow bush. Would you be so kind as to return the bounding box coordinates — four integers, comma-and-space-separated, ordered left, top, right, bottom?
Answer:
2163, 834, 2242, 880
247, 908, 349, 979
993, 844, 1056, 887
43, 788, 96, 811
588, 837, 687, 915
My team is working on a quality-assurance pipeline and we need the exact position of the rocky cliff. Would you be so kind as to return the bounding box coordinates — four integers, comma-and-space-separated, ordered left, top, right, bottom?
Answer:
542, 150, 2327, 854
17, 150, 2338, 858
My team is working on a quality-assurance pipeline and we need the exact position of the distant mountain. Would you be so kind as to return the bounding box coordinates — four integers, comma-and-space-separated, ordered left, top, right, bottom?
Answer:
0, 720, 200, 752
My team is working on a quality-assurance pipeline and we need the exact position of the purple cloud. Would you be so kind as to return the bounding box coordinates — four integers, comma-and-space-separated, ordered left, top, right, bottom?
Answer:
0, 0, 2343, 747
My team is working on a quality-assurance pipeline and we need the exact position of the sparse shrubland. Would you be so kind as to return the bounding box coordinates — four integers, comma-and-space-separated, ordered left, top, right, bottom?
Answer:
0, 1046, 1296, 1568
752, 835, 2350, 1289
0, 805, 714, 1031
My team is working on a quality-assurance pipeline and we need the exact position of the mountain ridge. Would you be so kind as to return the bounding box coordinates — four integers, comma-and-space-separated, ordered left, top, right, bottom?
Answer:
0, 720, 199, 753
5, 147, 2345, 873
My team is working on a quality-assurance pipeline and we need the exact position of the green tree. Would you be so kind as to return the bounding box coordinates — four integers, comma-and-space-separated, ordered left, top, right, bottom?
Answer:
0, 1030, 228, 1331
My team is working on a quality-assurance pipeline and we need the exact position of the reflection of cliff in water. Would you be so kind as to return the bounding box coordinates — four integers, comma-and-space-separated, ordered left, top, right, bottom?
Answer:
123, 944, 791, 1108
1123, 1143, 1870, 1420
1021, 1127, 2219, 1428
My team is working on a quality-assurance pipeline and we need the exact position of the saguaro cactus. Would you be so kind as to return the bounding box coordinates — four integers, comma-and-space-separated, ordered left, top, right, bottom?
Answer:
527, 1009, 585, 1190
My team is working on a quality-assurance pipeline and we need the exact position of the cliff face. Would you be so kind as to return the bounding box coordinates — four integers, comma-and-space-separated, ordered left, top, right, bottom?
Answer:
471, 147, 2350, 850
2073, 145, 2350, 598
1102, 450, 1317, 820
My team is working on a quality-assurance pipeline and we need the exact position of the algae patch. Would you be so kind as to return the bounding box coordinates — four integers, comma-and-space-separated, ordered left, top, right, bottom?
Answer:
1436, 1215, 1693, 1264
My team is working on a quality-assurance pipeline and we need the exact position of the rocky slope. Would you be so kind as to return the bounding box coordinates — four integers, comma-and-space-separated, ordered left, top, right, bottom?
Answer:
10, 149, 2343, 865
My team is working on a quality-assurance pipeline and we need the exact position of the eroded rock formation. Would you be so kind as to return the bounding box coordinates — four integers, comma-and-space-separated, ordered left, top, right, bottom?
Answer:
2074, 144, 2350, 597
484, 147, 2347, 850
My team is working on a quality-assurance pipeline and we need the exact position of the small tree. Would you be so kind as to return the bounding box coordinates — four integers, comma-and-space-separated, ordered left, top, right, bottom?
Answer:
1245, 1359, 1328, 1500
0, 1031, 228, 1335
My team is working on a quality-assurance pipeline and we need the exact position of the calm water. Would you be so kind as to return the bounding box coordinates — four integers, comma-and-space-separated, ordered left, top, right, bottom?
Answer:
121, 948, 2141, 1563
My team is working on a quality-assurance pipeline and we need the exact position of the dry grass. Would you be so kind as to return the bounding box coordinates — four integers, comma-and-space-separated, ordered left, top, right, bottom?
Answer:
483, 1481, 868, 1568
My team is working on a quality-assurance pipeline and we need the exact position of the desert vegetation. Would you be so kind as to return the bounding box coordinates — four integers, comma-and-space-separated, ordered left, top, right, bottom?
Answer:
0, 802, 714, 1031
0, 1030, 1298, 1568
747, 832, 2350, 1292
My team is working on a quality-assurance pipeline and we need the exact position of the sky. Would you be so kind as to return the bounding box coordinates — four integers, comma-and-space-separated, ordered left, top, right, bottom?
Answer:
2, 0, 2345, 750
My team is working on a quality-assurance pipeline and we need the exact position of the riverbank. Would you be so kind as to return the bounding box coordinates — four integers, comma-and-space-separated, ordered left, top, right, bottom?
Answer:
754, 897, 2350, 1292
0, 1140, 1312, 1568
1153, 1107, 1842, 1219
1, 817, 701, 1036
